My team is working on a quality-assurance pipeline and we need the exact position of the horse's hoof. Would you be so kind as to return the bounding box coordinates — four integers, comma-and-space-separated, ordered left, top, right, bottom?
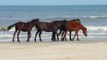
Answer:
52, 39, 56, 42
70, 39, 74, 41
18, 41, 20, 43
52, 40, 56, 42
12, 40, 14, 43
65, 38, 67, 41
40, 41, 43, 42
26, 41, 30, 42
40, 40, 43, 42
77, 39, 80, 41
34, 40, 36, 42
61, 38, 65, 41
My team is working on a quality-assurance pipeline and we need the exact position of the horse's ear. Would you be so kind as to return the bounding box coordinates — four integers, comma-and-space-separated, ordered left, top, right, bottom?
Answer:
64, 19, 66, 21
35, 18, 40, 21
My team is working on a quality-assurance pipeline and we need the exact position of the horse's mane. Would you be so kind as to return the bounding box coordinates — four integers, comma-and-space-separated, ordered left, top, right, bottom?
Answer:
69, 19, 81, 23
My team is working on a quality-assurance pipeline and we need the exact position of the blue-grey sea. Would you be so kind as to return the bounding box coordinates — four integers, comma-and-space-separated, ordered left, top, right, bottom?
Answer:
0, 5, 107, 42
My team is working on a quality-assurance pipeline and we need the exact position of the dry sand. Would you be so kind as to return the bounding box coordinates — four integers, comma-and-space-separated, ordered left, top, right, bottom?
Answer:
0, 39, 107, 60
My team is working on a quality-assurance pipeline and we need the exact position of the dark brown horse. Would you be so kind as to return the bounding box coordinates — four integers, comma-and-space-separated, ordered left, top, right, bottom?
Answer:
62, 21, 87, 41
51, 20, 67, 41
58, 18, 81, 41
7, 19, 40, 43
34, 20, 67, 42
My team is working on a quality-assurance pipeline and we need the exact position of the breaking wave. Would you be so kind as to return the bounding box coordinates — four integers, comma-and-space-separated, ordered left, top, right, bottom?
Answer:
82, 16, 107, 19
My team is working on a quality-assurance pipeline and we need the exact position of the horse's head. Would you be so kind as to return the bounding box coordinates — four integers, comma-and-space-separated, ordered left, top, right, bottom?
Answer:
83, 28, 87, 37
31, 18, 40, 24
62, 19, 67, 29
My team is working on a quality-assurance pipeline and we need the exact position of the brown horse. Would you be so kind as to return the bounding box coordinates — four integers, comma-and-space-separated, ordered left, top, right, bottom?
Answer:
58, 18, 81, 41
68, 19, 81, 40
62, 21, 87, 41
7, 19, 40, 43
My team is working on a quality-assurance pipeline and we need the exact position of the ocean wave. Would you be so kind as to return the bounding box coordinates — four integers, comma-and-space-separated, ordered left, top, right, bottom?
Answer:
87, 26, 107, 31
44, 15, 107, 20
0, 26, 16, 31
0, 27, 7, 31
0, 29, 107, 42
82, 16, 107, 19
0, 27, 35, 31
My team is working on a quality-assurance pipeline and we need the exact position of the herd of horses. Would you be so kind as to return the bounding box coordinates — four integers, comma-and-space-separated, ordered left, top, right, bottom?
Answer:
7, 18, 87, 43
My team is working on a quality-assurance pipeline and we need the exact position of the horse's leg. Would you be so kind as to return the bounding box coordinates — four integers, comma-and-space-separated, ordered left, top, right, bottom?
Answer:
69, 31, 73, 41
51, 32, 54, 41
61, 31, 64, 41
58, 30, 62, 37
34, 30, 39, 42
61, 31, 67, 41
26, 31, 31, 42
72, 31, 78, 40
52, 32, 56, 42
56, 32, 59, 41
77, 32, 80, 41
39, 31, 42, 42
12, 30, 17, 42
55, 31, 58, 41
64, 31, 67, 41
57, 30, 65, 41
17, 31, 20, 43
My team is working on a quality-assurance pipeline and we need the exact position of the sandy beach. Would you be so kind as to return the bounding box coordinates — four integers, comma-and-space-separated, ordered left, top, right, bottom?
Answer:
0, 39, 107, 60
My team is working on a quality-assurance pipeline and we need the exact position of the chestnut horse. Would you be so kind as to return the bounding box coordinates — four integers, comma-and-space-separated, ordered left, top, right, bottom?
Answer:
58, 18, 81, 41
62, 21, 87, 41
34, 20, 67, 42
7, 19, 40, 43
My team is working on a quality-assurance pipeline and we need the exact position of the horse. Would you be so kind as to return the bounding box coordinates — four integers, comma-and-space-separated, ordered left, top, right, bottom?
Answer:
51, 20, 67, 41
61, 21, 87, 41
34, 20, 67, 42
68, 19, 81, 40
7, 19, 40, 43
58, 18, 81, 41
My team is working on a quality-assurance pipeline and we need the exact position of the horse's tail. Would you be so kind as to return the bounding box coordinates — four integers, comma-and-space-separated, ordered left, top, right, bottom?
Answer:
7, 23, 16, 31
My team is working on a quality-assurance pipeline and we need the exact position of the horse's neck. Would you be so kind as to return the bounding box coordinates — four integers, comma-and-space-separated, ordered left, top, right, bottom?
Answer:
80, 23, 85, 31
26, 22, 35, 27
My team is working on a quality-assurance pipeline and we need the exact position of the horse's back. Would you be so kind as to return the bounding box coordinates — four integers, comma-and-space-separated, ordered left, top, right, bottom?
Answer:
16, 21, 33, 31
15, 22, 24, 27
36, 22, 58, 32
52, 20, 67, 30
67, 21, 82, 30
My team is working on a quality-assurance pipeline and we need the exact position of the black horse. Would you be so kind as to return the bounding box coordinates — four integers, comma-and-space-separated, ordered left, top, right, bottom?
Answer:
51, 20, 67, 41
34, 20, 67, 42
7, 19, 40, 43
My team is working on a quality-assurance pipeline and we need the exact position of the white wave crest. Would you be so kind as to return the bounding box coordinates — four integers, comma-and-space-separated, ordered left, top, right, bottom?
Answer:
87, 26, 107, 31
83, 16, 107, 19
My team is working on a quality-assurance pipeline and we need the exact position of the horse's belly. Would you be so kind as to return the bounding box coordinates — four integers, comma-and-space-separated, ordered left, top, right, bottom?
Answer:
44, 30, 52, 32
43, 29, 53, 32
22, 29, 27, 32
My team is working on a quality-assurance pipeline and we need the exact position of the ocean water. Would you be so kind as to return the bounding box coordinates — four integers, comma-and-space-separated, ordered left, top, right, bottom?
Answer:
0, 5, 107, 42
